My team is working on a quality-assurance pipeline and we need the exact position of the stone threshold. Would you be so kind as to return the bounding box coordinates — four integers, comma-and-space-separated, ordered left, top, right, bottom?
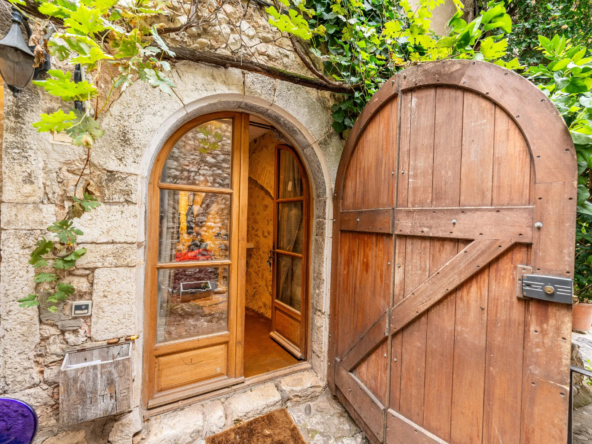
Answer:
144, 361, 312, 419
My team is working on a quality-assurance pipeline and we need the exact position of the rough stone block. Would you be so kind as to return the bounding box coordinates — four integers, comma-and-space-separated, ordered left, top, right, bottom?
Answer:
203, 400, 226, 437
1, 204, 56, 230
244, 72, 276, 104
43, 430, 87, 444
0, 230, 41, 392
109, 409, 143, 444
76, 243, 138, 268
224, 383, 282, 425
76, 204, 138, 243
143, 403, 204, 444
3, 87, 47, 203
317, 130, 344, 187
279, 371, 325, 403
91, 268, 137, 340
273, 82, 333, 142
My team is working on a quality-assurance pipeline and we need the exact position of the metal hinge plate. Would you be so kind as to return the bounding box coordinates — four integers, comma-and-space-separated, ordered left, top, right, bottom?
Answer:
516, 265, 573, 304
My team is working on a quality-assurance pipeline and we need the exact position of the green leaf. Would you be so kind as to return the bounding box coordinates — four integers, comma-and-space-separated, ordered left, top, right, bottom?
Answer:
32, 109, 77, 133
65, 114, 104, 147
565, 78, 592, 94
480, 37, 507, 60
33, 70, 98, 102
480, 3, 505, 25
572, 130, 592, 145
58, 282, 75, 296
551, 58, 571, 72
47, 305, 58, 314
72, 194, 101, 212
579, 184, 591, 205
151, 26, 175, 57
34, 273, 58, 283
64, 4, 106, 35
18, 294, 39, 308
70, 47, 114, 67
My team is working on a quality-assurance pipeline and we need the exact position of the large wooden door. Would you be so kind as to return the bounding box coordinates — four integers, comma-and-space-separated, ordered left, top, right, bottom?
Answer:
329, 61, 577, 444
143, 112, 249, 408
270, 145, 310, 359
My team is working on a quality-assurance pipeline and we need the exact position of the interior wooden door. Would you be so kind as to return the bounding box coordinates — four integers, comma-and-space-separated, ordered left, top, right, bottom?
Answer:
270, 145, 310, 359
329, 61, 577, 444
143, 112, 249, 408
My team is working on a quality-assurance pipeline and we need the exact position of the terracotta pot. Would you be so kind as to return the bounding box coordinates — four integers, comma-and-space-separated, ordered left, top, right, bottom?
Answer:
573, 303, 592, 332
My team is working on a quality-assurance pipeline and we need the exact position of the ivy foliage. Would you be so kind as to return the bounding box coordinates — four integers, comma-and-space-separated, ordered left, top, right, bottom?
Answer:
506, 0, 592, 67
267, 0, 518, 133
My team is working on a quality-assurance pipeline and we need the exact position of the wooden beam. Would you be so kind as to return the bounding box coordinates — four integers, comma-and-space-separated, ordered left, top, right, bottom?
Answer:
387, 409, 448, 444
340, 311, 388, 371
336, 365, 385, 442
390, 238, 514, 333
394, 206, 533, 242
340, 209, 393, 234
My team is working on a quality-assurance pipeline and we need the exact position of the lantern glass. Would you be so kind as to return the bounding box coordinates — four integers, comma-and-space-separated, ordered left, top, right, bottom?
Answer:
0, 45, 34, 93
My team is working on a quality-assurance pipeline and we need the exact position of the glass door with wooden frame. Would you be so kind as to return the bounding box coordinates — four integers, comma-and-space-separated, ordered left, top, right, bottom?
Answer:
144, 112, 249, 408
270, 145, 309, 359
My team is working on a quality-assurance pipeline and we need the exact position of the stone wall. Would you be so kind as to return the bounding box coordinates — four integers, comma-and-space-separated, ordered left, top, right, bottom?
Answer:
0, 10, 341, 440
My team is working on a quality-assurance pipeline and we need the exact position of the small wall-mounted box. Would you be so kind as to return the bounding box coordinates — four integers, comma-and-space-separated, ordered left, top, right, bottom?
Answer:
60, 342, 132, 426
71, 301, 92, 317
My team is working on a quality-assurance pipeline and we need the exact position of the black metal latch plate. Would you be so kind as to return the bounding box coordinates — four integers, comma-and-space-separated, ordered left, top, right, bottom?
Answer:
518, 267, 573, 304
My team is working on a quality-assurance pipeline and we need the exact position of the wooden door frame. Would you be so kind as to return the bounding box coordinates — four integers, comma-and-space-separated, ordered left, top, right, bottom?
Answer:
329, 60, 576, 442
270, 144, 312, 360
142, 112, 250, 409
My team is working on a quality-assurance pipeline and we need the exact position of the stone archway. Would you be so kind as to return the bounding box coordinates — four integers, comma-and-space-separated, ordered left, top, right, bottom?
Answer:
137, 94, 335, 403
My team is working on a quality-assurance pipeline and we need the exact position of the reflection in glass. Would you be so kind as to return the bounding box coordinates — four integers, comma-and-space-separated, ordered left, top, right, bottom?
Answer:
276, 255, 302, 312
278, 150, 303, 198
158, 190, 230, 263
156, 267, 229, 343
161, 119, 232, 188
277, 202, 303, 254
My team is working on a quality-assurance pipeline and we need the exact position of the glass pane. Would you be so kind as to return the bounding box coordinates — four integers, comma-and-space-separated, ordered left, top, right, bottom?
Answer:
158, 190, 230, 263
277, 202, 303, 254
156, 266, 229, 343
161, 119, 232, 188
276, 255, 302, 312
278, 150, 303, 198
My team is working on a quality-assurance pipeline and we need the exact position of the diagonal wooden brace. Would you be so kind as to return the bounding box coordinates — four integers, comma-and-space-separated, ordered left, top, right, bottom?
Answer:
390, 238, 515, 333
336, 238, 515, 373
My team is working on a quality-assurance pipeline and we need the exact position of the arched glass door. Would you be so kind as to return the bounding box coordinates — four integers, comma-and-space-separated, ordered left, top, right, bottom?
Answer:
144, 112, 249, 407
270, 145, 310, 359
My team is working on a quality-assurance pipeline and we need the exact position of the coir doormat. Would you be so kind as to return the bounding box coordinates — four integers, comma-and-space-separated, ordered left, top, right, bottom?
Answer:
205, 408, 306, 444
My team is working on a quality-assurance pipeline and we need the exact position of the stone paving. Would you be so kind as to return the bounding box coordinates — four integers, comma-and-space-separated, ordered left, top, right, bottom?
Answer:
288, 390, 368, 444
573, 403, 592, 444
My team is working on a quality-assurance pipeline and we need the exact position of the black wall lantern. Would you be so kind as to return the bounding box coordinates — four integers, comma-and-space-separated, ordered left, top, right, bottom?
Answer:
0, 7, 50, 97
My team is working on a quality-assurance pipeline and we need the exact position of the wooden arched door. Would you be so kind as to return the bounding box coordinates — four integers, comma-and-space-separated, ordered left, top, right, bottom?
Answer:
329, 61, 576, 444
270, 144, 310, 359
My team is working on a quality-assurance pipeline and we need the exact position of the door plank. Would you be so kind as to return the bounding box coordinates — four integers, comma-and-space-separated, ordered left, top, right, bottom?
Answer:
394, 206, 533, 242
450, 92, 496, 444
341, 311, 388, 371
399, 87, 436, 427
422, 87, 463, 441
390, 89, 412, 415
482, 107, 531, 444
390, 239, 514, 333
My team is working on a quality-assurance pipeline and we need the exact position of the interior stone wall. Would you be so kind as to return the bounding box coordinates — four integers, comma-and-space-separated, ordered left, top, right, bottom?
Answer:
245, 131, 278, 319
